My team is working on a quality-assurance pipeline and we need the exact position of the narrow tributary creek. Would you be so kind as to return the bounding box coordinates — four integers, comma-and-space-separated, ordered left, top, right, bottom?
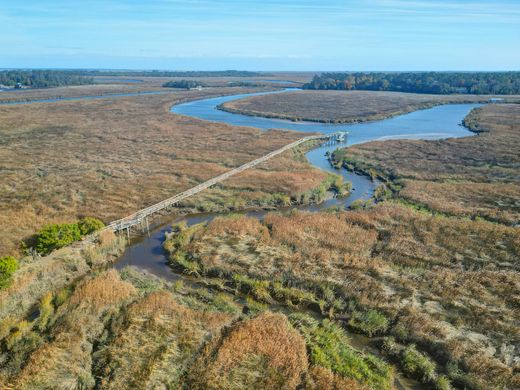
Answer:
112, 90, 480, 390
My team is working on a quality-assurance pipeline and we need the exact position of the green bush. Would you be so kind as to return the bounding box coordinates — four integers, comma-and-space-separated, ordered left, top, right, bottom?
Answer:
78, 217, 105, 235
32, 217, 104, 255
289, 313, 393, 390
271, 282, 315, 306
349, 199, 371, 210
374, 184, 392, 201
435, 375, 453, 390
37, 292, 54, 331
401, 344, 436, 383
35, 223, 82, 255
0, 255, 19, 289
232, 274, 272, 302
348, 309, 389, 337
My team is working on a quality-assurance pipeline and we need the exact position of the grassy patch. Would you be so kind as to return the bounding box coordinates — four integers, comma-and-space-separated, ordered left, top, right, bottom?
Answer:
290, 313, 393, 390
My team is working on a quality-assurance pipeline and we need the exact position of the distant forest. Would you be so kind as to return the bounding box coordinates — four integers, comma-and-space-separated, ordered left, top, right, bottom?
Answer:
0, 69, 268, 89
80, 70, 267, 77
0, 70, 94, 88
303, 72, 520, 94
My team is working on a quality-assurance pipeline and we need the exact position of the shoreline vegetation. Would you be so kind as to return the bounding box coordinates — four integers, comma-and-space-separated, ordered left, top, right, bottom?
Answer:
0, 70, 95, 89
218, 89, 520, 124
0, 70, 268, 89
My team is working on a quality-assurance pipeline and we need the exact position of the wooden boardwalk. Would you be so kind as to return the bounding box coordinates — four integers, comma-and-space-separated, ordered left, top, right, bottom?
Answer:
104, 132, 345, 235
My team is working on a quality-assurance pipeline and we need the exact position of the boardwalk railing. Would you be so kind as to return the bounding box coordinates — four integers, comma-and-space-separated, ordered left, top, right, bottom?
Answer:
104, 132, 345, 234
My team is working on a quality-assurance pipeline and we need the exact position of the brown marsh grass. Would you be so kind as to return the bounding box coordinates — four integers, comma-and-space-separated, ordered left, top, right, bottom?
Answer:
187, 312, 308, 390
0, 86, 325, 255
165, 204, 520, 389
220, 90, 520, 123
95, 290, 233, 389
4, 270, 137, 389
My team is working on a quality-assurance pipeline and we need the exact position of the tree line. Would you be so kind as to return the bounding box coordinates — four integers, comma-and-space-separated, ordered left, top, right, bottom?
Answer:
78, 70, 266, 77
0, 69, 268, 89
0, 70, 94, 88
303, 72, 520, 94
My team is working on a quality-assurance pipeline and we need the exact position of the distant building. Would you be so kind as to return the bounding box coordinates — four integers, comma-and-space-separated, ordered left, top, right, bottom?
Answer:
15, 82, 24, 89
489, 98, 503, 103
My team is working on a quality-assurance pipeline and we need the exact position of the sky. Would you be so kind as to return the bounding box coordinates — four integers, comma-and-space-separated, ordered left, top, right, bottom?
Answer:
1, 0, 519, 71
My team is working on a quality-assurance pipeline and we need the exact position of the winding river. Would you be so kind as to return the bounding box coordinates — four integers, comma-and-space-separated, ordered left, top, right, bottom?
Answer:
116, 89, 480, 277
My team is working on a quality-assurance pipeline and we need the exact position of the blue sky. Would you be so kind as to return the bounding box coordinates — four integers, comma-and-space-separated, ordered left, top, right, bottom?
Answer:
1, 0, 519, 70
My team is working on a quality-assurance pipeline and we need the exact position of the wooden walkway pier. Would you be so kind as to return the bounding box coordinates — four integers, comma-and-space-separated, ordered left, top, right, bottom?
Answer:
104, 131, 348, 235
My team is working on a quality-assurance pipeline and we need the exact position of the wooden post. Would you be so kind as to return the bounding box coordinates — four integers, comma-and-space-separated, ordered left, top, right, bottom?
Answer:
146, 217, 150, 237
126, 227, 130, 241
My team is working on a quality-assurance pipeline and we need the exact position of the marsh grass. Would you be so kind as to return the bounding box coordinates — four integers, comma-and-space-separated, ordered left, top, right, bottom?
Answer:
0, 87, 324, 256
219, 90, 520, 123
187, 312, 308, 390
290, 313, 393, 390
160, 206, 519, 388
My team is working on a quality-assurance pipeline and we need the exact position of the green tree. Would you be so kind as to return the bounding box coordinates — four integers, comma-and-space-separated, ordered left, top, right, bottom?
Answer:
78, 217, 105, 235
35, 223, 82, 255
0, 256, 19, 289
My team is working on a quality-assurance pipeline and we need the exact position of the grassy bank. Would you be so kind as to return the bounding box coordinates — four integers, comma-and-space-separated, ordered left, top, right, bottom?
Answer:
0, 234, 394, 389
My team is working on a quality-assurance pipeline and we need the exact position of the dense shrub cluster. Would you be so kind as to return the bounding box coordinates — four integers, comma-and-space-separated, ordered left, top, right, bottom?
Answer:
382, 337, 447, 387
304, 71, 520, 94
162, 80, 205, 89
0, 256, 18, 289
34, 217, 105, 255
348, 309, 389, 337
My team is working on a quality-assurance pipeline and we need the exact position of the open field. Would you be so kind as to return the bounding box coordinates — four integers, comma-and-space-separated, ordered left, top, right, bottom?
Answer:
333, 103, 520, 225
0, 72, 310, 104
0, 86, 330, 256
0, 83, 168, 104
0, 70, 314, 104
220, 90, 520, 123
116, 71, 313, 87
